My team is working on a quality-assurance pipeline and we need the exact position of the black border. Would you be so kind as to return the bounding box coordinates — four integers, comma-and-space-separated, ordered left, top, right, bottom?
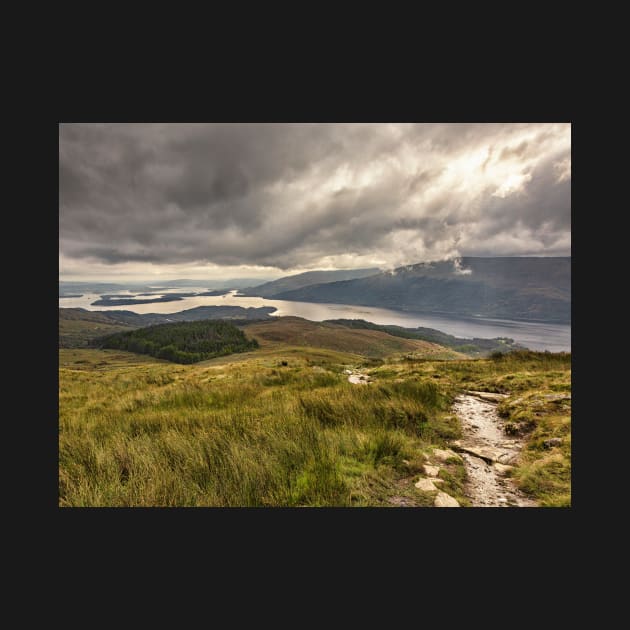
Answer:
48, 115, 575, 563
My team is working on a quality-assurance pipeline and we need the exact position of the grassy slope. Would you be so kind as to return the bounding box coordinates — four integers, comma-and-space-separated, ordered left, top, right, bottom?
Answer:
240, 317, 464, 360
59, 324, 570, 507
60, 347, 465, 507
59, 309, 134, 348
323, 318, 523, 357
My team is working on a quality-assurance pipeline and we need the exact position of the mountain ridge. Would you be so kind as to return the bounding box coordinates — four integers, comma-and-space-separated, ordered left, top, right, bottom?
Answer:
271, 257, 571, 324
238, 267, 381, 298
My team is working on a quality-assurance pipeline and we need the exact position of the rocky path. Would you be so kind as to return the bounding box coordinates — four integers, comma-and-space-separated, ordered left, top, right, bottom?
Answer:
345, 369, 371, 385
452, 392, 537, 507
346, 373, 536, 507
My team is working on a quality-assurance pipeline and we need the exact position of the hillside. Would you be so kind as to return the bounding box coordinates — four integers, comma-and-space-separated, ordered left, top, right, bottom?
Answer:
61, 307, 526, 357
272, 257, 571, 323
239, 268, 380, 298
60, 306, 276, 347
239, 317, 463, 359
324, 318, 525, 357
59, 308, 135, 348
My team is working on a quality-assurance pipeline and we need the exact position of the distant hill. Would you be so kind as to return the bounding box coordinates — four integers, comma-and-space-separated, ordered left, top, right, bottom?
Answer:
239, 268, 381, 298
239, 317, 463, 359
104, 305, 277, 326
61, 306, 533, 356
323, 319, 525, 357
59, 306, 276, 347
59, 309, 135, 348
272, 258, 571, 323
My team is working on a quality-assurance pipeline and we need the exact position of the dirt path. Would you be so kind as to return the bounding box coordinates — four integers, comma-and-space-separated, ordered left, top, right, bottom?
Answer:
452, 393, 537, 507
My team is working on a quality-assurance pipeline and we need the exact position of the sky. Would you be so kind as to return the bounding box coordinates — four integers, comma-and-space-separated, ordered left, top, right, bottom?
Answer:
59, 122, 571, 282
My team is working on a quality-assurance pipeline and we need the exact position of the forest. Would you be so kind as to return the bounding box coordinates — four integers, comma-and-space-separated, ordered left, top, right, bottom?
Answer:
91, 320, 259, 364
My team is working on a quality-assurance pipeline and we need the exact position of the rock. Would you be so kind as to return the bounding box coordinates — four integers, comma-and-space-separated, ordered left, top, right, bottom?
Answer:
402, 459, 410, 466
496, 451, 519, 464
432, 448, 462, 462
434, 492, 460, 507
343, 369, 352, 375
348, 374, 370, 385
423, 464, 440, 477
452, 441, 517, 464
543, 394, 571, 402
415, 478, 440, 492
466, 390, 509, 402
543, 437, 563, 449
493, 463, 514, 475
388, 496, 412, 507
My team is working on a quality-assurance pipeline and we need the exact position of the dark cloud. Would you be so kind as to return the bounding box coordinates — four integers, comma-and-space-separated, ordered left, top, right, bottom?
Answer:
60, 123, 570, 274
479, 150, 571, 234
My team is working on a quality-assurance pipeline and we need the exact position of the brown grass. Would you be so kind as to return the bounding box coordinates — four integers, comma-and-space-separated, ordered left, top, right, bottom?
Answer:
240, 317, 463, 359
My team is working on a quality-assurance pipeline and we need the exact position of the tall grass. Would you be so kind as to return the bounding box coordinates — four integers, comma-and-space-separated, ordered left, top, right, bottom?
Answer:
59, 357, 456, 507
59, 348, 570, 507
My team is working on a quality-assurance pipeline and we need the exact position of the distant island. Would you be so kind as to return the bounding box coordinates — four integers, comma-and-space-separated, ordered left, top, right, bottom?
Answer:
91, 292, 198, 306
197, 289, 233, 296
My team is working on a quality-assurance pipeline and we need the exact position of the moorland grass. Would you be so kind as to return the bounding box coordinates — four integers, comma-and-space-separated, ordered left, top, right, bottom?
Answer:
59, 349, 462, 506
59, 348, 570, 507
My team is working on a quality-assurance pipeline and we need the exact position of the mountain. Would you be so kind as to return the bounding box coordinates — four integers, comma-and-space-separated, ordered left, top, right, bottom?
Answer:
272, 257, 571, 323
238, 268, 381, 298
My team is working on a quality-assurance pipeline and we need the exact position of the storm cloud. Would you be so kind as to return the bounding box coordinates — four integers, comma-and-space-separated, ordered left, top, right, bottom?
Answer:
59, 122, 570, 279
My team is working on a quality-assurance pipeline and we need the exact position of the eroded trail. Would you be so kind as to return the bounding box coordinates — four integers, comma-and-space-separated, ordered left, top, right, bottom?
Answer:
452, 393, 537, 507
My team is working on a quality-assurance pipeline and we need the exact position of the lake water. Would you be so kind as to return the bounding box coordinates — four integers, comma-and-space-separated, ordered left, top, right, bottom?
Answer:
59, 289, 571, 352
